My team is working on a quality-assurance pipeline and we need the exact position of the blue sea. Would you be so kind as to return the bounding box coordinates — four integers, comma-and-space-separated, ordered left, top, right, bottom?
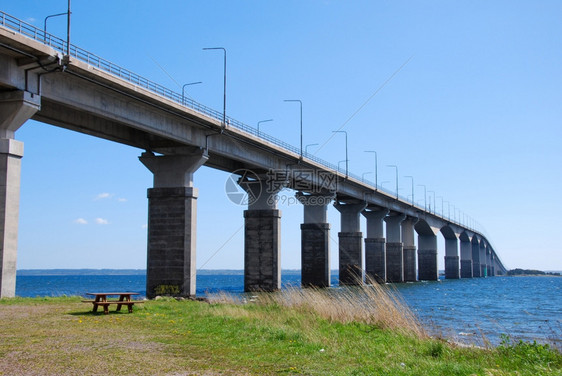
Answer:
13, 271, 562, 349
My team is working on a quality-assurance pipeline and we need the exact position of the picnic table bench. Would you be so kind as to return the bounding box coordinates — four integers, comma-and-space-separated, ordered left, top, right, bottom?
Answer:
82, 292, 144, 314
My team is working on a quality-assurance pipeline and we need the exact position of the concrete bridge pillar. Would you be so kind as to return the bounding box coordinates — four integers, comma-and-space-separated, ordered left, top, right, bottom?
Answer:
444, 236, 460, 279
297, 192, 334, 288
239, 173, 286, 292
490, 253, 496, 276
361, 208, 389, 283
402, 217, 418, 282
384, 213, 406, 283
486, 245, 492, 277
334, 201, 367, 285
140, 149, 208, 298
418, 233, 438, 281
479, 242, 487, 277
472, 238, 481, 277
460, 237, 473, 278
0, 91, 40, 298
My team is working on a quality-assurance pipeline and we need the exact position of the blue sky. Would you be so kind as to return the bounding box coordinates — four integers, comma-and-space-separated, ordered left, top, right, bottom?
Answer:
4, 1, 561, 271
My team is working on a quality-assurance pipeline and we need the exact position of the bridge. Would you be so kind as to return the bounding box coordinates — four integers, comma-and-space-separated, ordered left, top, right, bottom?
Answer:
0, 11, 506, 298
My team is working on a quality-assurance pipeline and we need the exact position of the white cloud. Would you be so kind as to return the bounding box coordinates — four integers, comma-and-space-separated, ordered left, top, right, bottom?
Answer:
74, 218, 88, 225
95, 218, 109, 225
117, 197, 127, 202
95, 193, 113, 200
141, 224, 148, 229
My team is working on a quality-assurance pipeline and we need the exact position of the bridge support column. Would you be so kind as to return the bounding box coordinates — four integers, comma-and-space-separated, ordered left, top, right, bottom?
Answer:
472, 238, 481, 277
460, 237, 473, 278
334, 201, 367, 285
480, 242, 487, 277
244, 209, 281, 291
298, 192, 334, 288
239, 173, 286, 292
0, 91, 40, 298
444, 236, 460, 279
140, 149, 207, 298
418, 234, 438, 281
402, 217, 418, 282
490, 253, 496, 276
384, 213, 406, 283
486, 246, 492, 277
361, 208, 389, 283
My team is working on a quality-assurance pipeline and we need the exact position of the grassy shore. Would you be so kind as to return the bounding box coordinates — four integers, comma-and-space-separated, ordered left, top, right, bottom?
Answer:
1, 293, 560, 375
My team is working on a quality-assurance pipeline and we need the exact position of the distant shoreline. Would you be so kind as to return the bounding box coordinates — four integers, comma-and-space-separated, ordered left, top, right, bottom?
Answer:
17, 269, 562, 277
507, 268, 561, 277
509, 273, 562, 277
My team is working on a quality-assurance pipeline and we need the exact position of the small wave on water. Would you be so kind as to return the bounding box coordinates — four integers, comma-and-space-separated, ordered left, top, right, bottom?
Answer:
14, 272, 561, 349
396, 276, 562, 349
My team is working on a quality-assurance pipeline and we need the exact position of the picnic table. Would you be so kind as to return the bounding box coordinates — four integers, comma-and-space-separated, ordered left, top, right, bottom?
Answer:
82, 292, 143, 314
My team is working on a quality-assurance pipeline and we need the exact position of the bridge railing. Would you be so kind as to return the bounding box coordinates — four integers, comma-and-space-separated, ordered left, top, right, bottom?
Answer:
0, 10, 481, 234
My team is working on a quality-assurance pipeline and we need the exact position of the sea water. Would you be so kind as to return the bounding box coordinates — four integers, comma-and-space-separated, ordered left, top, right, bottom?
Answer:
13, 272, 562, 348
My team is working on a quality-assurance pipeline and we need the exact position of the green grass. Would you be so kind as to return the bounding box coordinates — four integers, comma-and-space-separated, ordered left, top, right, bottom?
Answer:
0, 296, 561, 375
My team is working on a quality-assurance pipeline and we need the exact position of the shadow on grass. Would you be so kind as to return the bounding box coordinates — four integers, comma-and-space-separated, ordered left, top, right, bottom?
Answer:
68, 309, 142, 316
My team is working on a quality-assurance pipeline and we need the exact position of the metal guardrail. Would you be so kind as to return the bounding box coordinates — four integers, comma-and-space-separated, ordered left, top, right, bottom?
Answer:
0, 10, 484, 235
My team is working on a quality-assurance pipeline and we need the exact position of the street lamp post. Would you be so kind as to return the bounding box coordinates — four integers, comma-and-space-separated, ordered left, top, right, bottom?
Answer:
428, 191, 436, 214
333, 131, 348, 178
203, 47, 227, 129
387, 165, 398, 199
404, 175, 414, 205
338, 160, 349, 174
284, 99, 303, 159
364, 150, 378, 190
66, 0, 71, 56
362, 172, 373, 182
44, 12, 67, 34
257, 119, 273, 137
444, 200, 450, 219
437, 196, 444, 217
44, 1, 71, 53
305, 143, 318, 156
417, 184, 427, 211
182, 81, 202, 106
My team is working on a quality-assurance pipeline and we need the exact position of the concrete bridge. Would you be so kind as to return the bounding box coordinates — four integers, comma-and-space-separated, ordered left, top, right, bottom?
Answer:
0, 11, 506, 298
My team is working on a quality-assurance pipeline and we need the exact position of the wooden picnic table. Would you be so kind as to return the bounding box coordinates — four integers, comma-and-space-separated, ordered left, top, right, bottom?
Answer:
83, 292, 143, 314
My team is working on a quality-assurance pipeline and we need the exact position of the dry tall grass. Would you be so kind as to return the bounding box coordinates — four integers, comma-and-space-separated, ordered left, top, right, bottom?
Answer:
208, 275, 427, 339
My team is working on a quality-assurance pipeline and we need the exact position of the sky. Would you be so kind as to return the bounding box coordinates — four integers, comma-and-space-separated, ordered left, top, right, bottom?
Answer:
3, 1, 561, 271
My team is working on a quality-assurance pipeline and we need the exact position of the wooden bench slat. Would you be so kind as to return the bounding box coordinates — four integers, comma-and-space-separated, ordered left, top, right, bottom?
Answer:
86, 292, 140, 295
82, 297, 144, 314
